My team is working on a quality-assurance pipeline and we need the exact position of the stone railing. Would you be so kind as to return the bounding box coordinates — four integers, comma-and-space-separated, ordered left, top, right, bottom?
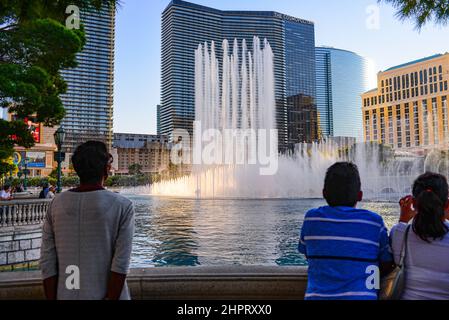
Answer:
0, 199, 50, 227
0, 266, 308, 300
0, 199, 51, 271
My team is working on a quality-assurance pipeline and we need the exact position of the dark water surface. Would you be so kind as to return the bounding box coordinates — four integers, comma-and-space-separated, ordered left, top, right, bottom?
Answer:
128, 195, 399, 268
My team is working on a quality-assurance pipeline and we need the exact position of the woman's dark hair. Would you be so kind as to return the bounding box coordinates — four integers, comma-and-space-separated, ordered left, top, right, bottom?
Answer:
324, 162, 361, 207
72, 141, 110, 184
412, 172, 449, 242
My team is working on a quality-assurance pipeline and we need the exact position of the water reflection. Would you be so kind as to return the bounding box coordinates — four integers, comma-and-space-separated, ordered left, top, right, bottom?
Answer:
129, 195, 400, 268
133, 197, 200, 266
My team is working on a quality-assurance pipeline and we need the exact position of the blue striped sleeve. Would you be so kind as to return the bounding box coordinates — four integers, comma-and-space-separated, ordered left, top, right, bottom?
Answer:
298, 219, 307, 255
378, 222, 393, 262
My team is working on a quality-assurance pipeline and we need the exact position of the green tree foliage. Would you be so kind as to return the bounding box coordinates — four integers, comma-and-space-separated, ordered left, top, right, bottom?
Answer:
128, 163, 143, 176
0, 0, 118, 178
380, 0, 449, 29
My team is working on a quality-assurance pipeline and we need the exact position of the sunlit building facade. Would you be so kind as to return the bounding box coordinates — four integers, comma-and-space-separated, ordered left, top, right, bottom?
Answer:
316, 47, 370, 140
112, 133, 170, 175
160, 0, 316, 150
60, 7, 115, 153
362, 53, 449, 150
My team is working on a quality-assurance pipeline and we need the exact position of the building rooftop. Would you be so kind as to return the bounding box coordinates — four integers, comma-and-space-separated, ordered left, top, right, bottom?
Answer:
363, 88, 378, 95
113, 133, 169, 149
384, 54, 444, 72
164, 0, 314, 25
316, 46, 360, 56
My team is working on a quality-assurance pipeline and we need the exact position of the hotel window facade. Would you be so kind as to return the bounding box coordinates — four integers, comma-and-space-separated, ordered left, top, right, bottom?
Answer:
60, 7, 115, 153
362, 53, 449, 150
112, 133, 170, 175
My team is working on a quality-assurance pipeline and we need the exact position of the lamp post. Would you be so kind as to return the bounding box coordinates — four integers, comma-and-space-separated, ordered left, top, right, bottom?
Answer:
54, 127, 66, 193
23, 158, 29, 191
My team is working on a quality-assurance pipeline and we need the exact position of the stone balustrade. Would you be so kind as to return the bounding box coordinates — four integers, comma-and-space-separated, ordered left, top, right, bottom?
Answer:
0, 266, 308, 300
0, 199, 50, 227
0, 199, 51, 271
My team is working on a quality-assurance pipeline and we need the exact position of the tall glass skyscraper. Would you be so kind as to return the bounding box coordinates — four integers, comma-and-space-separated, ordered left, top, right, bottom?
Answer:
285, 20, 317, 146
60, 7, 115, 153
160, 0, 316, 149
315, 47, 369, 140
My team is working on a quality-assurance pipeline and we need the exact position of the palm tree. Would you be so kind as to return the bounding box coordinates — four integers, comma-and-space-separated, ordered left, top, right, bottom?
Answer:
380, 0, 449, 29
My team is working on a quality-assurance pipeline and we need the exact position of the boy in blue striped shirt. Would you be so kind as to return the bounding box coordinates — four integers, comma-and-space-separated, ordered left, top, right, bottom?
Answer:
298, 162, 394, 300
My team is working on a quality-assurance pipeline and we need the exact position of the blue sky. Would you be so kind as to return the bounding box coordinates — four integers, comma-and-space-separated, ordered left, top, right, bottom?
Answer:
113, 0, 449, 134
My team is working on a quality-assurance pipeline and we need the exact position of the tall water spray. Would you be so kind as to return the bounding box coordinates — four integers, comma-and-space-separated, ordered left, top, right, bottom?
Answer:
150, 37, 423, 199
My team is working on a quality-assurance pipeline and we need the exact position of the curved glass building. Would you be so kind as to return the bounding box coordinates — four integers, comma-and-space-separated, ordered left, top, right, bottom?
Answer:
160, 0, 316, 150
315, 47, 369, 140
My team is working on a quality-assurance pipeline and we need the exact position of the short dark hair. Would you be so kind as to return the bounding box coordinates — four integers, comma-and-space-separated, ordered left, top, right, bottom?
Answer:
3, 185, 11, 191
72, 141, 109, 184
323, 162, 361, 207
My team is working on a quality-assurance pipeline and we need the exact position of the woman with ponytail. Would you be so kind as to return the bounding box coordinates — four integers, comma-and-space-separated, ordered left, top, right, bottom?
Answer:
390, 172, 449, 300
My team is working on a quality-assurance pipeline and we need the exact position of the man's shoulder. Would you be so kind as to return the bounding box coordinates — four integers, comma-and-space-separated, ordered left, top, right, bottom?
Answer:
102, 190, 133, 208
305, 206, 385, 224
355, 208, 385, 224
305, 206, 329, 216
56, 190, 132, 208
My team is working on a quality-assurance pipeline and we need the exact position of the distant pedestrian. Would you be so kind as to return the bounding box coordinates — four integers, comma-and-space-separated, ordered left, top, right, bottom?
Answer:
46, 186, 56, 199
39, 182, 50, 199
15, 183, 24, 193
40, 141, 135, 300
0, 185, 13, 200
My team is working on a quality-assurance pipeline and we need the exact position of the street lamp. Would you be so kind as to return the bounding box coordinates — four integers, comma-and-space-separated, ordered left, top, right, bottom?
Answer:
23, 157, 29, 191
54, 127, 66, 193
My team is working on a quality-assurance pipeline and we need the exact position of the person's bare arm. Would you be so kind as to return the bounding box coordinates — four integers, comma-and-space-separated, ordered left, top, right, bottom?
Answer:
105, 272, 127, 300
43, 275, 58, 300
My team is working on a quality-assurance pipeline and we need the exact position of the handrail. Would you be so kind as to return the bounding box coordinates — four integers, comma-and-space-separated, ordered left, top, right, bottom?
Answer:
0, 199, 51, 228
0, 266, 309, 300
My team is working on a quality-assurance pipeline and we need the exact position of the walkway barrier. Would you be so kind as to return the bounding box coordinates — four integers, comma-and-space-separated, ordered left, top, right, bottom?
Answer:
0, 199, 50, 227
0, 266, 308, 300
0, 199, 51, 271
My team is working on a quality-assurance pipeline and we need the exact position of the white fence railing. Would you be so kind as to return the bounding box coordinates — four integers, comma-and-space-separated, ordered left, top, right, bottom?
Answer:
0, 199, 51, 228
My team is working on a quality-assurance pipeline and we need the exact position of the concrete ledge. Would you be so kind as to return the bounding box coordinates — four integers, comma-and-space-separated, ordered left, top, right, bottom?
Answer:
0, 266, 308, 300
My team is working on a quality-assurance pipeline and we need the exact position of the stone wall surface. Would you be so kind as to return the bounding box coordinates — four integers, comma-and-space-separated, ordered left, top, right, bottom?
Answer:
0, 199, 50, 271
0, 266, 308, 300
0, 226, 42, 271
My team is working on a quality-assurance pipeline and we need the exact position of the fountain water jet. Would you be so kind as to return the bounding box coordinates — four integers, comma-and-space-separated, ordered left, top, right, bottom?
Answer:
149, 37, 423, 199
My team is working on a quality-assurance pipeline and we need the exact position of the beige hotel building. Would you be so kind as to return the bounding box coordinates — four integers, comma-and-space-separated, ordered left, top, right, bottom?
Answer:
362, 53, 449, 151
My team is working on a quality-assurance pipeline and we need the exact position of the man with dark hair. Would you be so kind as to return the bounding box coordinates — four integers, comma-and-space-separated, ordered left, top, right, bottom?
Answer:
40, 141, 135, 300
298, 162, 394, 300
39, 182, 50, 199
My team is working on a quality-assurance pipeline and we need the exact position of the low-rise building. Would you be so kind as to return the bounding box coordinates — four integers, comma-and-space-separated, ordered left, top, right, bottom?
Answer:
7, 114, 58, 177
112, 133, 170, 175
